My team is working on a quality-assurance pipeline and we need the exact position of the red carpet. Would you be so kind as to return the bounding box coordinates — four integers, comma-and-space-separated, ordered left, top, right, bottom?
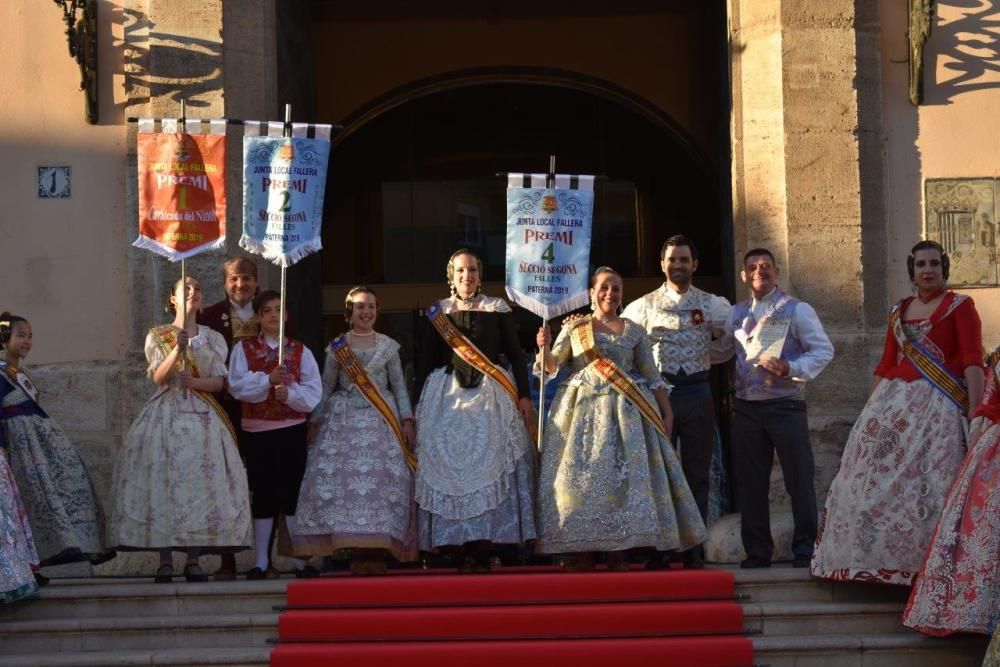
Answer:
271, 568, 754, 667
285, 568, 737, 607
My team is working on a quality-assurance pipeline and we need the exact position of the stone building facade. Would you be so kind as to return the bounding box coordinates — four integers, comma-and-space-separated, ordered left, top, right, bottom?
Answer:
2, 0, 998, 572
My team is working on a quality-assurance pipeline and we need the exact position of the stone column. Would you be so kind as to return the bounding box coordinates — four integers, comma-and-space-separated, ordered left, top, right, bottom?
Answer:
124, 0, 278, 342
714, 0, 888, 563
95, 0, 277, 575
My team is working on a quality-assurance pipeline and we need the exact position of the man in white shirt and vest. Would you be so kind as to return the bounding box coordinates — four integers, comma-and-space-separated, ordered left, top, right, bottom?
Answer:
724, 248, 834, 569
623, 235, 734, 568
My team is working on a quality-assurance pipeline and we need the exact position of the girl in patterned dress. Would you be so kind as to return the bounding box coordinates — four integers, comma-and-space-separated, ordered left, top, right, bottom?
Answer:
0, 313, 40, 603
293, 287, 417, 574
0, 312, 112, 578
109, 278, 251, 583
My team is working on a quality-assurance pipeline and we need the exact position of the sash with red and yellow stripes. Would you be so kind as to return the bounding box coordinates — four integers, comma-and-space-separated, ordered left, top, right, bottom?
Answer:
889, 305, 969, 413
426, 302, 538, 442
330, 335, 417, 472
150, 325, 238, 443
570, 317, 670, 440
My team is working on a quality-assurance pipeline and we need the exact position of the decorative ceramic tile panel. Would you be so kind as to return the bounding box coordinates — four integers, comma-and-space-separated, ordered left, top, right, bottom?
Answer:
925, 178, 999, 287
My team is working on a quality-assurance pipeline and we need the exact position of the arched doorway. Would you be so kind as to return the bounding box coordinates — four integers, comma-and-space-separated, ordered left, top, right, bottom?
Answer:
315, 77, 728, 366
278, 0, 733, 359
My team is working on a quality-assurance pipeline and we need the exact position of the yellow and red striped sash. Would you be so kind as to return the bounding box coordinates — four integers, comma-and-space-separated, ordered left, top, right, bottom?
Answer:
889, 306, 969, 413
571, 317, 669, 440
150, 325, 238, 443
426, 303, 537, 442
330, 335, 417, 472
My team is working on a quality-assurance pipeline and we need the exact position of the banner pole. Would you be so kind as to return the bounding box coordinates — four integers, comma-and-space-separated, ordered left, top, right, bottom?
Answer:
179, 100, 189, 397
179, 99, 187, 327
277, 103, 292, 367
535, 155, 557, 448
180, 257, 189, 398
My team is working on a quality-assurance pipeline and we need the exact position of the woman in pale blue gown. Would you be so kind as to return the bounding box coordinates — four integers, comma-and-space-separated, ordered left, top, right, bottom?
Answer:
534, 268, 706, 570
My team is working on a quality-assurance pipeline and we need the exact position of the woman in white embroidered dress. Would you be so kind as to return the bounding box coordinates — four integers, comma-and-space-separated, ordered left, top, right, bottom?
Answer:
811, 241, 984, 585
293, 287, 417, 575
414, 250, 537, 572
534, 268, 706, 570
109, 277, 251, 583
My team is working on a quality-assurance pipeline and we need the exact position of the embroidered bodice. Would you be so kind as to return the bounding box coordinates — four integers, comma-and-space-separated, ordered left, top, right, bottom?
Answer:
314, 333, 413, 420
416, 296, 531, 400
544, 319, 668, 394
875, 292, 983, 382
144, 324, 229, 386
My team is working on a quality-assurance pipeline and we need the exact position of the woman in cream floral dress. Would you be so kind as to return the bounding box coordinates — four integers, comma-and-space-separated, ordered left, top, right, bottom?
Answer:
109, 277, 251, 583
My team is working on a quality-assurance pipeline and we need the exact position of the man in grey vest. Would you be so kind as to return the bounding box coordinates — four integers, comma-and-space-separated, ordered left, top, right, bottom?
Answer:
623, 235, 734, 568
724, 248, 834, 568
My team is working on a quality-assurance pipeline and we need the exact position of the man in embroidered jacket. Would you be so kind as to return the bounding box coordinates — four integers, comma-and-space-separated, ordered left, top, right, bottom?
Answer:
622, 235, 733, 567
200, 257, 261, 350
198, 257, 259, 579
723, 248, 834, 569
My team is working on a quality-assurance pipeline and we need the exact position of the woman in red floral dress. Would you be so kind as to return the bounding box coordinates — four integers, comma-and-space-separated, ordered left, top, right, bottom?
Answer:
811, 241, 984, 586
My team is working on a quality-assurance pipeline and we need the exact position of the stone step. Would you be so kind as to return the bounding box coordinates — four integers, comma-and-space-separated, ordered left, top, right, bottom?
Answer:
6, 567, 913, 622
0, 598, 914, 655
753, 632, 990, 667
0, 568, 985, 667
0, 647, 270, 667
744, 601, 907, 636
731, 566, 913, 604
1, 634, 985, 667
0, 578, 287, 621
0, 613, 278, 654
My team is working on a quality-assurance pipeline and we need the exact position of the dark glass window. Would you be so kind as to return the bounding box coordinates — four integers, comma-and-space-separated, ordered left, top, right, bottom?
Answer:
321, 83, 721, 293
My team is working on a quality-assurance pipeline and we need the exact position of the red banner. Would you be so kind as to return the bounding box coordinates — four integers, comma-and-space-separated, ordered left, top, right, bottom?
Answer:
134, 127, 227, 261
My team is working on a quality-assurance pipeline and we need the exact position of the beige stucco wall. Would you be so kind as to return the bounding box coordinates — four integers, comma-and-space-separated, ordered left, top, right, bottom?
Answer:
9, 0, 984, 570
881, 0, 1000, 348
0, 1, 128, 364
0, 1, 279, 577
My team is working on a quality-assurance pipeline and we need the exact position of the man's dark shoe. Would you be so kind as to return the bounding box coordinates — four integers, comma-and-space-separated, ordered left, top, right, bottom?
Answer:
644, 553, 671, 570
682, 550, 705, 569
295, 565, 321, 579
245, 567, 268, 581
740, 556, 771, 569
793, 555, 812, 568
